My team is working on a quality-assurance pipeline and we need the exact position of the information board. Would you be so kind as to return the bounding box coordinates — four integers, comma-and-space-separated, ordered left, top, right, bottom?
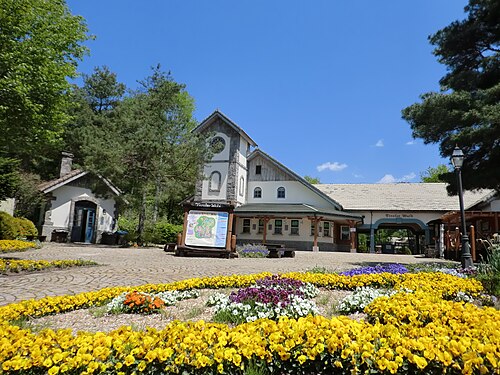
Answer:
184, 210, 229, 248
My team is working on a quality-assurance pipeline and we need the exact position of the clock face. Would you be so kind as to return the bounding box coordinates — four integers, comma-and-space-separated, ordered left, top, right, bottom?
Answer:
210, 136, 226, 154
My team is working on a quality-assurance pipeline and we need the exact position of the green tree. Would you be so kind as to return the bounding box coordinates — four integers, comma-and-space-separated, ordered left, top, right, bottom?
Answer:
304, 176, 321, 184
63, 66, 126, 164
420, 164, 451, 183
0, 0, 89, 174
0, 158, 19, 201
82, 66, 210, 244
402, 0, 500, 193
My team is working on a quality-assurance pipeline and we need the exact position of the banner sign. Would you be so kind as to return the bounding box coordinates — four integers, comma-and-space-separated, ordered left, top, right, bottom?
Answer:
185, 210, 229, 248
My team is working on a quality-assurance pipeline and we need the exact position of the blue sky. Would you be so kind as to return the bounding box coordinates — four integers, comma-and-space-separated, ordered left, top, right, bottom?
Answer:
67, 1, 468, 184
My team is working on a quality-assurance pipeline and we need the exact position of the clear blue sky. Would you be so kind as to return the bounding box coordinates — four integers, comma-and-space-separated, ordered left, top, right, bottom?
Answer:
67, 0, 468, 184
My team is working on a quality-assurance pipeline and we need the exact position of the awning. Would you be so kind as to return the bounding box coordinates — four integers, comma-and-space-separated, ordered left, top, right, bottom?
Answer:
234, 203, 363, 221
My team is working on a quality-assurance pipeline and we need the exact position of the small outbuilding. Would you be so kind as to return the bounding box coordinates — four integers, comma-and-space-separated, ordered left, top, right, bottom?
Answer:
38, 153, 121, 244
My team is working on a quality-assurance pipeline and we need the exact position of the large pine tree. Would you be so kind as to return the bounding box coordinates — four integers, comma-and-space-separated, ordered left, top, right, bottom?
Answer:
402, 0, 500, 192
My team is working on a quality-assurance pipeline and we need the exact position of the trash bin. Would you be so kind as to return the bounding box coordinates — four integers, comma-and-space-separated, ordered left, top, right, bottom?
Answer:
101, 232, 116, 245
51, 230, 68, 243
382, 244, 395, 254
115, 230, 128, 246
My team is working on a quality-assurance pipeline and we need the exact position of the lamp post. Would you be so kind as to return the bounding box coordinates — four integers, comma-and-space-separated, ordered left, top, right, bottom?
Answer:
451, 146, 473, 269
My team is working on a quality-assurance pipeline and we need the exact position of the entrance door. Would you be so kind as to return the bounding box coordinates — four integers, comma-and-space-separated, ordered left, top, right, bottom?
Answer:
71, 201, 97, 243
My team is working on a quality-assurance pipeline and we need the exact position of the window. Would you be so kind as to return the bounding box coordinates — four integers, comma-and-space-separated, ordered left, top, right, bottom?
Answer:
242, 219, 251, 234
277, 187, 285, 199
239, 177, 245, 197
323, 222, 331, 237
258, 219, 264, 234
255, 165, 262, 175
340, 225, 350, 241
310, 222, 316, 236
291, 220, 299, 235
254, 187, 262, 198
274, 219, 282, 235
209, 171, 221, 192
210, 136, 225, 154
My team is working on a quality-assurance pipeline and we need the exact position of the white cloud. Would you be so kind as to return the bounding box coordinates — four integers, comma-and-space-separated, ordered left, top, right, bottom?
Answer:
377, 172, 416, 184
406, 140, 416, 145
375, 139, 384, 147
316, 161, 348, 172
353, 173, 364, 178
401, 172, 416, 181
377, 174, 397, 183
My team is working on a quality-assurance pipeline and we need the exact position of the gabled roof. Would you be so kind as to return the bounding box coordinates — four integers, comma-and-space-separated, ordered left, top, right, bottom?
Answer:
234, 203, 363, 221
315, 183, 495, 212
39, 170, 121, 196
193, 110, 258, 147
247, 149, 344, 211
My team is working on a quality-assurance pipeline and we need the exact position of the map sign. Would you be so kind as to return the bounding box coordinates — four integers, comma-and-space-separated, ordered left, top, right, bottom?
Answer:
185, 210, 229, 248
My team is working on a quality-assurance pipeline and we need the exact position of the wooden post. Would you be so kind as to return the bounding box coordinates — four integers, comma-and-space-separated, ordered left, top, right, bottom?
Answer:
347, 220, 357, 253
313, 218, 319, 250
470, 225, 476, 262
181, 210, 188, 247
225, 212, 234, 251
262, 217, 269, 244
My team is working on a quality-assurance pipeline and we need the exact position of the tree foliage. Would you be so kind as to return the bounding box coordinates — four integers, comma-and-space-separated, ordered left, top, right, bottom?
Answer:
402, 0, 500, 192
80, 66, 210, 243
420, 164, 451, 183
0, 158, 19, 201
0, 0, 89, 175
304, 176, 321, 184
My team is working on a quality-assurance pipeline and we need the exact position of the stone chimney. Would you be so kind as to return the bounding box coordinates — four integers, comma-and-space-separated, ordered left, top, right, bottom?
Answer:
60, 152, 74, 178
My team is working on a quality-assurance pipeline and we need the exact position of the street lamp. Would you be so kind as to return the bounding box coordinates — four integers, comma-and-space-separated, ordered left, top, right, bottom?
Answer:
451, 146, 473, 269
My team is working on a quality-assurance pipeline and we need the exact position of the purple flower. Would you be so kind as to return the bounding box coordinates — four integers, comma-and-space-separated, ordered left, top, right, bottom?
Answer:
340, 263, 408, 277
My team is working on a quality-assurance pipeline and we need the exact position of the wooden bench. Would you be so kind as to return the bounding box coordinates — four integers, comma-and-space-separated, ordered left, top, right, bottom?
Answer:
266, 244, 296, 258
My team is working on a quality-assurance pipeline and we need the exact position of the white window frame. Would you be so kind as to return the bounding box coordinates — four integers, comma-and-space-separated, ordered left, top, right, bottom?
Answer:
254, 187, 262, 198
277, 187, 285, 199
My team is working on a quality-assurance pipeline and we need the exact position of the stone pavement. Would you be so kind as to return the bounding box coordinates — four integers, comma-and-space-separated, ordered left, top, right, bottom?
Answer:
0, 243, 451, 306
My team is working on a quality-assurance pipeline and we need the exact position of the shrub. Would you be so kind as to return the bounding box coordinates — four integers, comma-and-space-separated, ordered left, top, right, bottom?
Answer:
14, 217, 37, 238
236, 243, 269, 258
150, 220, 183, 244
0, 212, 19, 240
477, 234, 500, 296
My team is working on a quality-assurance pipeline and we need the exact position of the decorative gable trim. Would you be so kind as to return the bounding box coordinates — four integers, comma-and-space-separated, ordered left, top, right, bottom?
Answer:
194, 110, 258, 147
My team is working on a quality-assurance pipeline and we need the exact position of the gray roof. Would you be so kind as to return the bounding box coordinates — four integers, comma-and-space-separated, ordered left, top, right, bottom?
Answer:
234, 203, 363, 221
315, 183, 495, 212
194, 110, 258, 147
39, 170, 121, 196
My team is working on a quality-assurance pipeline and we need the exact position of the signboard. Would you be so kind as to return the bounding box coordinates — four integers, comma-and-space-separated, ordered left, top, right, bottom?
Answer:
185, 210, 229, 248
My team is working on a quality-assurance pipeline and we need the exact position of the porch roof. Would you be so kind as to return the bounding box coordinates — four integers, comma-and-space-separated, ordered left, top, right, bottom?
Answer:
234, 203, 363, 221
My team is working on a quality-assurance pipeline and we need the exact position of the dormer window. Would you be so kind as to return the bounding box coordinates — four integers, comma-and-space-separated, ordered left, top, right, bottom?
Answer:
254, 187, 262, 198
209, 171, 221, 192
277, 187, 285, 199
255, 165, 262, 175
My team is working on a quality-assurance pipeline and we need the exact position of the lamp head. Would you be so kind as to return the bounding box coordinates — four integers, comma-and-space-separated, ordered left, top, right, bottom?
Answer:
451, 146, 464, 169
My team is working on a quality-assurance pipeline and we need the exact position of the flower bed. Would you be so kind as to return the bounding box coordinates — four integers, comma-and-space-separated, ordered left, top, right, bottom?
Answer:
0, 259, 98, 274
0, 240, 36, 253
0, 271, 498, 374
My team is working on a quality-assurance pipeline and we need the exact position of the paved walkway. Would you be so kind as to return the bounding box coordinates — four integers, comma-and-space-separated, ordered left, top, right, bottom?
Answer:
0, 243, 451, 306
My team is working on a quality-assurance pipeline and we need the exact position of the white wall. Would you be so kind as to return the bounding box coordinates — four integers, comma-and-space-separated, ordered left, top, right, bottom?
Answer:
247, 181, 332, 207
238, 138, 248, 165
0, 198, 15, 216
358, 210, 446, 227
236, 165, 247, 205
51, 185, 116, 231
201, 164, 229, 201
236, 217, 336, 246
211, 132, 230, 161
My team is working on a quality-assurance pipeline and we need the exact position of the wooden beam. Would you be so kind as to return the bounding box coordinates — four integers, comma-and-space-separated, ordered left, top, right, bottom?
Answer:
262, 217, 270, 245
181, 210, 188, 247
225, 212, 234, 251
470, 225, 476, 262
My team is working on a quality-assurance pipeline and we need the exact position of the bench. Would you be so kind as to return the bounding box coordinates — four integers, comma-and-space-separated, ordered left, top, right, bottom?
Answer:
266, 244, 295, 258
